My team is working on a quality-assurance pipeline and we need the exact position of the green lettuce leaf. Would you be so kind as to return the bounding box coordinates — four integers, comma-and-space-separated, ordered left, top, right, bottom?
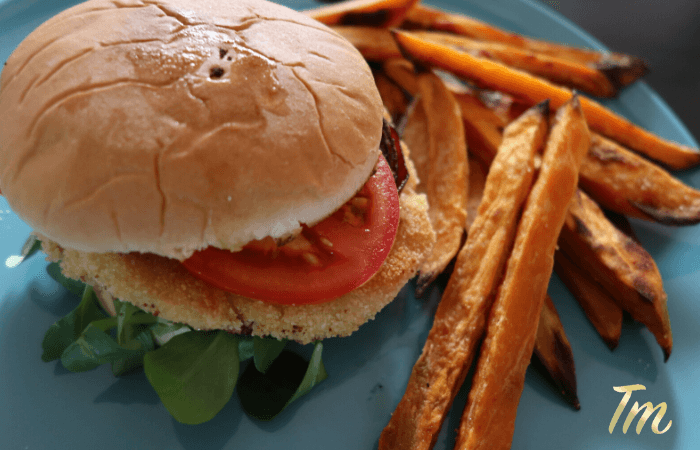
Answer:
253, 336, 287, 374
238, 340, 328, 420
46, 262, 87, 297
21, 234, 42, 261
111, 300, 160, 375
143, 331, 240, 425
238, 337, 255, 362
41, 285, 107, 362
150, 321, 191, 347
60, 318, 150, 372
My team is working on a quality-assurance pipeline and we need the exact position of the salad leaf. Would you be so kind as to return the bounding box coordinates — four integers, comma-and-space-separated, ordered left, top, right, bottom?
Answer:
60, 318, 150, 372
238, 340, 328, 420
111, 299, 160, 375
238, 337, 255, 362
150, 321, 191, 347
286, 340, 328, 406
46, 262, 87, 297
41, 285, 106, 362
21, 234, 42, 260
143, 331, 240, 425
253, 336, 287, 374
37, 259, 330, 424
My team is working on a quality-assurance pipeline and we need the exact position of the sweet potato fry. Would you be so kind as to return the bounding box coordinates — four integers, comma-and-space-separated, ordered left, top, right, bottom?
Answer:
580, 133, 700, 225
413, 71, 468, 292
400, 96, 429, 188
305, 0, 419, 27
534, 295, 580, 410
374, 70, 410, 126
401, 4, 648, 90
383, 57, 420, 95
452, 91, 505, 164
465, 153, 488, 233
557, 190, 673, 360
411, 31, 617, 97
391, 29, 700, 170
463, 149, 578, 410
465, 160, 579, 408
458, 89, 700, 226
458, 93, 672, 355
333, 26, 401, 60
378, 102, 549, 450
554, 248, 624, 350
378, 64, 468, 291
463, 152, 578, 409
456, 95, 590, 450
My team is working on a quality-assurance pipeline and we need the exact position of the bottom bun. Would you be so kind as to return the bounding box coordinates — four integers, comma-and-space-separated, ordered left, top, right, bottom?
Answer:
41, 160, 435, 344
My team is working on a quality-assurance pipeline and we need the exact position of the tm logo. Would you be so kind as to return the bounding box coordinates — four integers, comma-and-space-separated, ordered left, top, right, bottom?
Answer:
609, 385, 672, 435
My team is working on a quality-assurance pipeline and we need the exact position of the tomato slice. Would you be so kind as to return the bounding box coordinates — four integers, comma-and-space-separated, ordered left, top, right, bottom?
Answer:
182, 155, 400, 305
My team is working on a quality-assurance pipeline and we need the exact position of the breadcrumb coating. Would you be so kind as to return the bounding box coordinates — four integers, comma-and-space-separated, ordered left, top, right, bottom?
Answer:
41, 176, 434, 344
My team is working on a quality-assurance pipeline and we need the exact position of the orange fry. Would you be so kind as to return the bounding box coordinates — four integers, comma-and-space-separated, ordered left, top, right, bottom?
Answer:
379, 102, 549, 450
534, 295, 580, 409
581, 133, 700, 225
333, 26, 401, 60
413, 71, 468, 291
400, 95, 429, 190
383, 58, 420, 95
402, 4, 648, 89
411, 31, 617, 97
374, 70, 410, 125
458, 89, 700, 226
558, 190, 673, 360
391, 29, 700, 170
465, 153, 488, 233
305, 0, 419, 27
465, 149, 579, 409
554, 248, 624, 350
456, 95, 590, 450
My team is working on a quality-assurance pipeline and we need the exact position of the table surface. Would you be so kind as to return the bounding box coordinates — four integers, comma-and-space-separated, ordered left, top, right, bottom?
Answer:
545, 0, 700, 145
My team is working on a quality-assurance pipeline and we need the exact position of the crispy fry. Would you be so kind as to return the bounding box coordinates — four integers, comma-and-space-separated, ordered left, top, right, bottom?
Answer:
333, 26, 401, 60
413, 71, 468, 292
465, 153, 488, 233
581, 133, 700, 225
534, 295, 580, 410
453, 91, 505, 164
457, 88, 700, 226
464, 151, 580, 409
391, 29, 700, 170
378, 64, 468, 290
458, 92, 672, 356
305, 0, 419, 27
400, 96, 429, 189
558, 190, 673, 360
383, 58, 420, 95
554, 248, 623, 350
401, 4, 648, 90
411, 31, 617, 97
456, 95, 590, 450
374, 70, 410, 126
378, 102, 549, 450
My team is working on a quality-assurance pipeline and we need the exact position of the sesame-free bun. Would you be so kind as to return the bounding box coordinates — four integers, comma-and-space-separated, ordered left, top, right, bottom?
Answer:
0, 0, 384, 260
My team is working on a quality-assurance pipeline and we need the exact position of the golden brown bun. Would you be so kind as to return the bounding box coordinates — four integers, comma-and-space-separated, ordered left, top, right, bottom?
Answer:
0, 0, 383, 259
40, 157, 435, 343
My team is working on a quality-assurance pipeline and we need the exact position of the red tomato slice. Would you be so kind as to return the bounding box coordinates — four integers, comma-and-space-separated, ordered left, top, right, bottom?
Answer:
182, 155, 400, 305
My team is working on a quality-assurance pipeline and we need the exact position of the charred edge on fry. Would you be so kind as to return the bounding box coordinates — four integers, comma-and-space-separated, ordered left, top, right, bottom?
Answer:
630, 200, 700, 226
338, 9, 393, 27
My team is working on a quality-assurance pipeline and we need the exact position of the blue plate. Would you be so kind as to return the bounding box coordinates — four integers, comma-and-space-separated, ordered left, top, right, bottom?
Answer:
1, 1, 698, 449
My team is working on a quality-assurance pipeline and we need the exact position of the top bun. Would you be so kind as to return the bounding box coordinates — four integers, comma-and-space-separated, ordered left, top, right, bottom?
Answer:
0, 0, 384, 260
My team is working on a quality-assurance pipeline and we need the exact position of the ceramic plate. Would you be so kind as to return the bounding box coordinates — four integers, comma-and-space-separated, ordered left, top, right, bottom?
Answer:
1, 0, 698, 449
